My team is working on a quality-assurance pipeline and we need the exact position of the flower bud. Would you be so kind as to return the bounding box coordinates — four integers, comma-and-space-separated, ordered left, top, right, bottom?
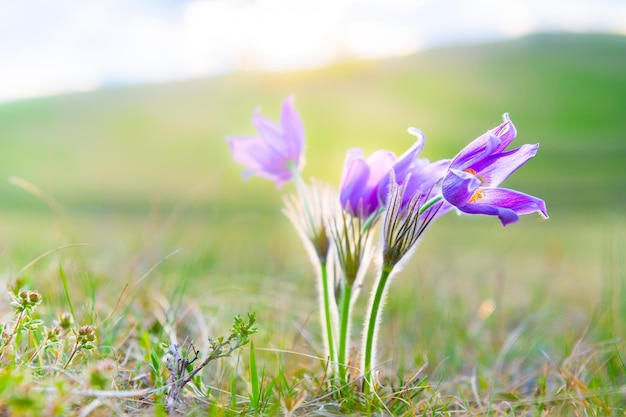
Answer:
59, 312, 74, 329
28, 291, 42, 304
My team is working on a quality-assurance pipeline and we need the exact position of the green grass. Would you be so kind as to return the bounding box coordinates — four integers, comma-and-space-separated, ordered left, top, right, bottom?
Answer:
0, 32, 624, 415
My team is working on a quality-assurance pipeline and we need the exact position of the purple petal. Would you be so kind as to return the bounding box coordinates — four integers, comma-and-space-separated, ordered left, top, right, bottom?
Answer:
400, 158, 450, 206
458, 187, 548, 226
456, 203, 520, 226
450, 131, 501, 171
251, 111, 289, 156
421, 158, 451, 183
471, 143, 539, 187
479, 188, 548, 219
433, 200, 454, 218
365, 150, 396, 188
226, 96, 306, 187
393, 128, 425, 177
360, 150, 396, 215
339, 148, 395, 217
226, 135, 285, 175
491, 113, 517, 153
280, 95, 305, 161
377, 129, 428, 203
450, 114, 518, 171
340, 156, 370, 212
340, 148, 366, 185
442, 169, 482, 207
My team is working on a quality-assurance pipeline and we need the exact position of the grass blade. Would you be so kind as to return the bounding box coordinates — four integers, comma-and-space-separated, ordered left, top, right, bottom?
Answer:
59, 264, 75, 319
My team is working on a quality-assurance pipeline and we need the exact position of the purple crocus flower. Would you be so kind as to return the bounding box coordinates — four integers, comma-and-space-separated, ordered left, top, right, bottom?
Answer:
340, 128, 452, 220
339, 148, 395, 218
226, 96, 305, 187
442, 114, 548, 226
378, 128, 451, 212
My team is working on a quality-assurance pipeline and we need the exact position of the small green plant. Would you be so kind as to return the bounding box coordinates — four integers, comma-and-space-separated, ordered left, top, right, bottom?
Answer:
164, 312, 258, 414
63, 324, 97, 369
0, 289, 43, 363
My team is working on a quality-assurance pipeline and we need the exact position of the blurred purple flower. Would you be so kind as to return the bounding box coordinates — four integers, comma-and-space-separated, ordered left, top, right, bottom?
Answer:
226, 96, 305, 187
339, 148, 395, 218
442, 114, 548, 226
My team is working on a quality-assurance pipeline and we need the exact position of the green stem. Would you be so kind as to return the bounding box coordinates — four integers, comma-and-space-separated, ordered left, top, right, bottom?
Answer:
63, 338, 80, 370
288, 164, 336, 372
362, 266, 393, 394
419, 195, 442, 215
337, 283, 353, 384
319, 262, 336, 371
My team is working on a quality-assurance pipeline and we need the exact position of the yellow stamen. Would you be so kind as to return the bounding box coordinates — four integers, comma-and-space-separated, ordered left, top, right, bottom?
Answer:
468, 189, 485, 203
464, 167, 486, 203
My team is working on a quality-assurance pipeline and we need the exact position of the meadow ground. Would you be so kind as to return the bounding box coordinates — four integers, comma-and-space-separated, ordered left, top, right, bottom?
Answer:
0, 33, 624, 415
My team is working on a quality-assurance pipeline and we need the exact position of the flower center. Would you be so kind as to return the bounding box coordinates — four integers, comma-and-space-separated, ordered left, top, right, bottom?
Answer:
468, 189, 485, 203
463, 168, 485, 203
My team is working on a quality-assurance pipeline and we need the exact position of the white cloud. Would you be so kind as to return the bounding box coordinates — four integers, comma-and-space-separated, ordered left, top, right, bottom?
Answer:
178, 0, 240, 75
343, 21, 422, 58
239, 3, 343, 69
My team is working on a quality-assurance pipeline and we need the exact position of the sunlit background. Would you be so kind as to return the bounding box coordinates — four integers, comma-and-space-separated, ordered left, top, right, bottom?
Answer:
0, 0, 625, 397
1, 0, 625, 102
0, 0, 624, 318
0, 2, 625, 411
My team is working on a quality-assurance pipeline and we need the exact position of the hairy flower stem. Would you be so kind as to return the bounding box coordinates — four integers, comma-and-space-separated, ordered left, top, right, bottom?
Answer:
319, 262, 337, 370
289, 164, 316, 235
362, 199, 439, 394
337, 283, 353, 384
288, 164, 337, 373
362, 266, 392, 395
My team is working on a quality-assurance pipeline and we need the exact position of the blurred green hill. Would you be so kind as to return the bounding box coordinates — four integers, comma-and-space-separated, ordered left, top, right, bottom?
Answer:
0, 32, 624, 220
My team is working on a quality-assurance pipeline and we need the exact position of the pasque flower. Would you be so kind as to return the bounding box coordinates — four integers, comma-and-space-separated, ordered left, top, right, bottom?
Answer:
340, 128, 450, 220
226, 96, 305, 187
339, 149, 395, 219
442, 114, 548, 226
377, 128, 451, 214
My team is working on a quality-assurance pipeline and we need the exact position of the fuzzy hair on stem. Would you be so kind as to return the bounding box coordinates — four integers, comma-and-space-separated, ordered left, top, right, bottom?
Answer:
329, 200, 378, 384
282, 178, 340, 370
362, 172, 443, 393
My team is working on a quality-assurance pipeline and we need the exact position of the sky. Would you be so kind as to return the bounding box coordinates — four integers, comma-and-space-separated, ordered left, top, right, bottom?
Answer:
1, 0, 625, 102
